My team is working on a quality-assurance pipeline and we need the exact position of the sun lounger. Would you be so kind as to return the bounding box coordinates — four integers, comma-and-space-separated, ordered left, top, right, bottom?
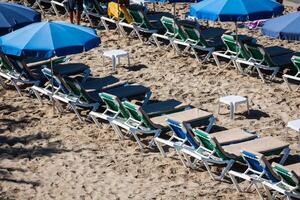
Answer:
51, 0, 68, 17
36, 0, 53, 15
106, 100, 215, 150
283, 55, 300, 91
155, 119, 257, 168
50, 75, 151, 122
271, 162, 300, 199
82, 0, 106, 27
180, 129, 290, 181
118, 8, 160, 42
31, 63, 91, 102
89, 92, 189, 139
151, 16, 187, 50
229, 150, 300, 200
212, 34, 255, 72
244, 43, 295, 82
101, 2, 132, 32
176, 23, 225, 63
0, 54, 71, 95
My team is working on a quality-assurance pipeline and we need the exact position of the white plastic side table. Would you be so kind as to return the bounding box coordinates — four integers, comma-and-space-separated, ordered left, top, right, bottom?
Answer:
287, 119, 300, 145
103, 49, 130, 71
218, 95, 250, 119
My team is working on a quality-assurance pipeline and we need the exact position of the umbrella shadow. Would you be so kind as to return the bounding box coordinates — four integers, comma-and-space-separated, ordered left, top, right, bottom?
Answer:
0, 132, 69, 160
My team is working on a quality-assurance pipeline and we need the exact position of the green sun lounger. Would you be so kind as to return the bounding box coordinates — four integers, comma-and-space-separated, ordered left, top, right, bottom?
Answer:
89, 92, 188, 140
229, 150, 300, 200
118, 8, 160, 43
283, 55, 300, 91
151, 16, 187, 50
182, 129, 290, 181
105, 100, 215, 150
82, 0, 106, 27
244, 43, 294, 82
176, 23, 225, 63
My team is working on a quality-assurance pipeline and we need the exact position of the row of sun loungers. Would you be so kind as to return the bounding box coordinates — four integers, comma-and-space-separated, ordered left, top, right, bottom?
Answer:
2, 2, 300, 199
1, 49, 299, 199
21, 0, 300, 86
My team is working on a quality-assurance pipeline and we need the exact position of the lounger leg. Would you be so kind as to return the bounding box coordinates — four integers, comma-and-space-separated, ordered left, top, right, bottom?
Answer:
202, 48, 214, 64
154, 139, 167, 157
11, 80, 22, 96
229, 173, 243, 193
279, 148, 290, 164
111, 123, 125, 140
179, 151, 193, 168
0, 76, 6, 90
131, 131, 144, 150
89, 114, 102, 128
127, 54, 130, 68
212, 53, 221, 68
203, 160, 216, 180
32, 88, 43, 104
205, 116, 216, 133
253, 182, 265, 200
262, 184, 273, 199
270, 68, 279, 80
148, 130, 161, 147
101, 18, 110, 32
69, 103, 83, 123
256, 67, 266, 83
283, 75, 293, 91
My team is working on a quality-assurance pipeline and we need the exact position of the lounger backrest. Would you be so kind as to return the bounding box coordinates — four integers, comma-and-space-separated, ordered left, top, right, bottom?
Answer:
0, 54, 17, 74
99, 92, 129, 119
193, 129, 229, 160
180, 24, 209, 47
128, 9, 152, 29
272, 163, 300, 190
241, 150, 280, 183
8, 57, 34, 80
122, 101, 157, 130
244, 43, 275, 66
221, 34, 239, 55
83, 0, 105, 15
166, 118, 199, 149
41, 68, 70, 94
161, 17, 187, 41
292, 55, 300, 73
63, 77, 93, 103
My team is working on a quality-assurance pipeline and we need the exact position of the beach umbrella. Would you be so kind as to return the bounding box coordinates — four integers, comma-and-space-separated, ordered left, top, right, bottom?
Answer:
0, 21, 101, 109
189, 0, 283, 22
262, 11, 300, 41
189, 0, 283, 53
0, 2, 41, 36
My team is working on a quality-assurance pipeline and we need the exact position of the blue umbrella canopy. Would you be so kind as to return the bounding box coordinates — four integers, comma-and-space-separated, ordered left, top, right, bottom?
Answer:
0, 21, 101, 59
0, 2, 41, 36
262, 11, 300, 41
189, 0, 283, 21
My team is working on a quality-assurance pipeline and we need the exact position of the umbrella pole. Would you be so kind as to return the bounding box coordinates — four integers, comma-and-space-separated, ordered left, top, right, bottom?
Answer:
235, 21, 239, 52
173, 3, 176, 17
51, 58, 55, 113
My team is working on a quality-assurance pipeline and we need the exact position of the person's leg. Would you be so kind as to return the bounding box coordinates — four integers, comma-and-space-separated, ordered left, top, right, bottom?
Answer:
75, 0, 83, 25
76, 10, 81, 25
67, 0, 75, 24
69, 11, 74, 24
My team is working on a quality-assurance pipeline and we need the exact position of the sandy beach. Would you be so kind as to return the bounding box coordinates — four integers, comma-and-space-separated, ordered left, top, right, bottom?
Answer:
0, 2, 300, 200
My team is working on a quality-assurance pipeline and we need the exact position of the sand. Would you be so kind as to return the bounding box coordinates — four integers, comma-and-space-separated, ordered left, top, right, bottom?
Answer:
0, 2, 300, 200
